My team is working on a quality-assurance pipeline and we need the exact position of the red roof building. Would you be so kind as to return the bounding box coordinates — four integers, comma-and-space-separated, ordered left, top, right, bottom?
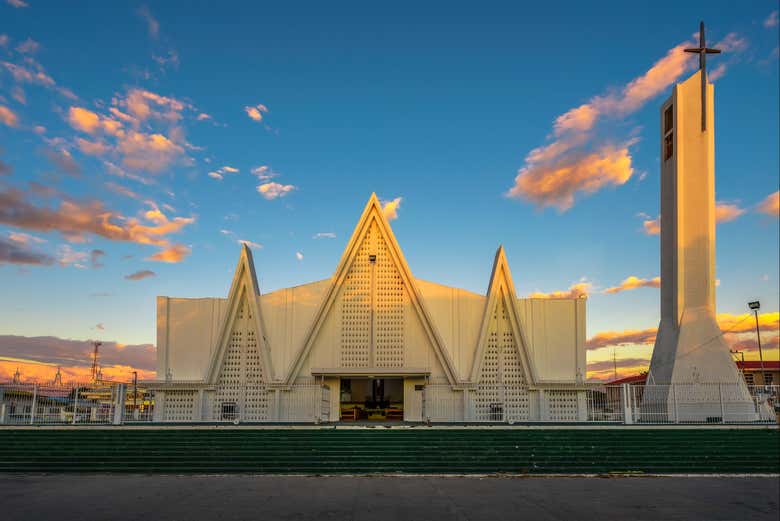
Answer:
605, 361, 779, 386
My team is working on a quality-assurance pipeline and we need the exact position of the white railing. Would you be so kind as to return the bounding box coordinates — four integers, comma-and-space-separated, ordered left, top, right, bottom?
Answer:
2, 381, 777, 425
0, 382, 122, 425
589, 383, 779, 424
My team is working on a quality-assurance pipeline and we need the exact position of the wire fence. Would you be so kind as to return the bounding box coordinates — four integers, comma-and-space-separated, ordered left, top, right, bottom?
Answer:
1, 380, 778, 425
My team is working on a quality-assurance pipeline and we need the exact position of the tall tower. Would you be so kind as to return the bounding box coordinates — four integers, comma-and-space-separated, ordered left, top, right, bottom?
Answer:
645, 24, 756, 421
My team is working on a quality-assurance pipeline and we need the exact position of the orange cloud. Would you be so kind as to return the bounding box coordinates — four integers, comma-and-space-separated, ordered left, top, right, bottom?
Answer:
598, 43, 693, 116
528, 281, 591, 299
0, 188, 194, 260
0, 334, 155, 382
120, 89, 187, 123
68, 106, 124, 137
509, 34, 746, 211
586, 312, 779, 351
1, 59, 76, 99
726, 333, 780, 354
63, 89, 195, 174
715, 202, 745, 223
76, 138, 110, 156
554, 104, 598, 135
603, 275, 660, 294
381, 197, 402, 221
68, 106, 101, 133
257, 182, 296, 200
757, 191, 779, 217
116, 130, 185, 172
586, 328, 657, 350
146, 244, 190, 263
245, 103, 268, 122
587, 357, 651, 382
0, 361, 155, 383
509, 144, 634, 211
643, 216, 660, 235
0, 105, 19, 127
717, 311, 779, 335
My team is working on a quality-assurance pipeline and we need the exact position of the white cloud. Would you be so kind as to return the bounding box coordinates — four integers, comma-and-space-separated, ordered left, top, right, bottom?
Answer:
57, 245, 88, 268
765, 10, 779, 28
313, 232, 336, 239
207, 166, 238, 180
381, 197, 402, 221
238, 239, 262, 249
257, 182, 296, 200
244, 104, 268, 122
251, 165, 278, 181
295, 251, 304, 261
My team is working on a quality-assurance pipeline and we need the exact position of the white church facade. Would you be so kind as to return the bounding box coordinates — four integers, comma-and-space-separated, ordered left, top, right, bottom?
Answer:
149, 194, 589, 423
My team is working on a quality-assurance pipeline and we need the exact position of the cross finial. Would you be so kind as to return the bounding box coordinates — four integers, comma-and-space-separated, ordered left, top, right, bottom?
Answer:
684, 21, 721, 131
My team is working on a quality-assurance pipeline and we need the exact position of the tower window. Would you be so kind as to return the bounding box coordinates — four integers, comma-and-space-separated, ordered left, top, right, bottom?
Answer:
663, 105, 674, 161
664, 106, 673, 134
664, 134, 673, 161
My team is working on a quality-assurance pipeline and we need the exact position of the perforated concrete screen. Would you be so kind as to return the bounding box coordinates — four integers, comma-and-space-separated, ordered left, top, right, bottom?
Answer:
213, 294, 268, 421
473, 297, 530, 421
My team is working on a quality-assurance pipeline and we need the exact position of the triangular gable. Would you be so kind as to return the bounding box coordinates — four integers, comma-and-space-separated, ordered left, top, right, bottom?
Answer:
283, 193, 459, 385
205, 245, 275, 383
468, 246, 538, 384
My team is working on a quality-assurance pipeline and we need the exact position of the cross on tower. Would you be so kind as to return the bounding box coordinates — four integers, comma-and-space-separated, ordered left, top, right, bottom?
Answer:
684, 21, 721, 131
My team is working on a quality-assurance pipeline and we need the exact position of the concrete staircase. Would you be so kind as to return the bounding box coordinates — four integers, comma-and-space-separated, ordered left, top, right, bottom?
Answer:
0, 427, 777, 474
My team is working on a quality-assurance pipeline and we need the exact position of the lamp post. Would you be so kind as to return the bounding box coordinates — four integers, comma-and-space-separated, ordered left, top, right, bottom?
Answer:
748, 301, 765, 381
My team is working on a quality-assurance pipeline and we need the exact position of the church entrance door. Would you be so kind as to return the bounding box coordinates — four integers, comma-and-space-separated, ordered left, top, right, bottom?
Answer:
339, 377, 404, 421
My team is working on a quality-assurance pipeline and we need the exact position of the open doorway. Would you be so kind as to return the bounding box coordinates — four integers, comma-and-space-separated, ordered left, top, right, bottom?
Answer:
339, 378, 403, 421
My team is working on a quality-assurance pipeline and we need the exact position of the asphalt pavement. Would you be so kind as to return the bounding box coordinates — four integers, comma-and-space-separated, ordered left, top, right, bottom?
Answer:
1, 474, 777, 520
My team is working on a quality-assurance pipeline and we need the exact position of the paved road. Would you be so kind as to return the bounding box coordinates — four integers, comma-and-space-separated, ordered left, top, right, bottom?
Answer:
1, 474, 777, 520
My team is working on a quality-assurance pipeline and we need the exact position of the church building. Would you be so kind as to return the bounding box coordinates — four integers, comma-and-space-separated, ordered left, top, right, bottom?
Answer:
150, 194, 588, 422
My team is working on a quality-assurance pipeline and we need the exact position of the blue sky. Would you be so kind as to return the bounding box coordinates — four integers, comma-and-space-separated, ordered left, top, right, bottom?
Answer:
0, 1, 777, 380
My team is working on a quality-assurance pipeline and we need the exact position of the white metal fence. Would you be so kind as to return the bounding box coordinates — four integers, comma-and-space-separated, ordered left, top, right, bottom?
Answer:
0, 382, 124, 425
420, 383, 778, 424
586, 384, 779, 424
2, 381, 778, 425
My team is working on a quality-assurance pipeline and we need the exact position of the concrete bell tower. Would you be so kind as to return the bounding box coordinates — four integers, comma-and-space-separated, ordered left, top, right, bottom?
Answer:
645, 23, 756, 421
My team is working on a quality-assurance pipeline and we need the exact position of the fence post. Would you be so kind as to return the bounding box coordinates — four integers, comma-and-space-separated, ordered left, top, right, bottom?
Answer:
0, 403, 5, 424
422, 387, 427, 422
314, 384, 321, 423
672, 384, 679, 424
622, 384, 633, 424
719, 383, 726, 424
112, 384, 126, 425
501, 385, 507, 423
72, 386, 79, 425
30, 384, 37, 425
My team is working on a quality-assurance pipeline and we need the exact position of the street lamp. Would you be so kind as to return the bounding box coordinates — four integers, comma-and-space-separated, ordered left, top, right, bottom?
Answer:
748, 301, 765, 380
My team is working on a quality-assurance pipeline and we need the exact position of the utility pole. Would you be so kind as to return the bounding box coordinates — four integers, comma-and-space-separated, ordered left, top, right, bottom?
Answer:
90, 341, 102, 382
748, 301, 765, 380
132, 371, 138, 412
612, 348, 618, 381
